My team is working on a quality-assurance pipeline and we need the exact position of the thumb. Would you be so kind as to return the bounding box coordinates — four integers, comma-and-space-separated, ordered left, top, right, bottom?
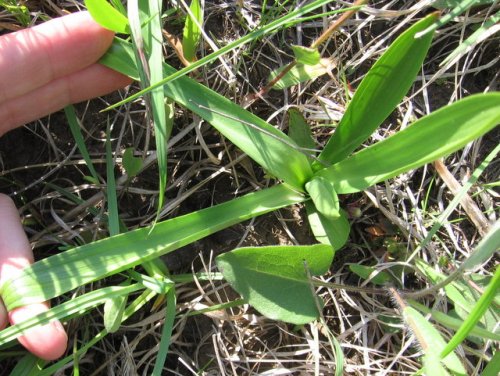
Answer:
0, 194, 67, 360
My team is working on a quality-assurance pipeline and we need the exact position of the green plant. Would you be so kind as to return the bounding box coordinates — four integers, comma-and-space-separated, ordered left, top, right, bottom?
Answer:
0, 0, 30, 26
0, 1, 499, 374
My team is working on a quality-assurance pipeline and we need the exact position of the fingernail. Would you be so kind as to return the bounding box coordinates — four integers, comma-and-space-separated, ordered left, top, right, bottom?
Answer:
51, 319, 65, 333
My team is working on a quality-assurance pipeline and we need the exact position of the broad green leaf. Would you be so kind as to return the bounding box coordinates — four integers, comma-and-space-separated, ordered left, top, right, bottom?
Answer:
270, 58, 330, 90
315, 93, 500, 194
305, 176, 340, 220
0, 184, 305, 310
103, 295, 127, 333
216, 244, 334, 324
291, 45, 321, 65
306, 201, 350, 250
122, 147, 143, 178
101, 38, 313, 189
85, 0, 129, 34
287, 108, 316, 151
349, 264, 391, 285
482, 350, 500, 376
317, 13, 438, 166
182, 0, 203, 62
402, 306, 467, 375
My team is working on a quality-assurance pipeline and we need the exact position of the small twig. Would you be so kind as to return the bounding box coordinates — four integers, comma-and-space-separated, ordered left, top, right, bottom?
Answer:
433, 159, 491, 236
309, 0, 368, 50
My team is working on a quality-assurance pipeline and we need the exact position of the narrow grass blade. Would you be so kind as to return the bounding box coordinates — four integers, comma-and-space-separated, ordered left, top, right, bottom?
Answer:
409, 299, 500, 342
8, 354, 44, 376
105, 123, 119, 236
417, 144, 499, 259
458, 220, 500, 273
0, 284, 143, 344
103, 0, 337, 109
103, 123, 127, 332
36, 290, 156, 376
0, 184, 305, 310
152, 287, 176, 375
216, 244, 334, 324
151, 1, 170, 214
182, 0, 203, 62
432, 0, 495, 8
317, 13, 438, 166
0, 1, 30, 26
441, 265, 500, 359
101, 38, 313, 189
415, 258, 499, 335
64, 105, 99, 184
84, 0, 129, 34
440, 10, 500, 67
316, 93, 500, 194
420, 0, 493, 36
402, 306, 466, 375
109, 0, 126, 15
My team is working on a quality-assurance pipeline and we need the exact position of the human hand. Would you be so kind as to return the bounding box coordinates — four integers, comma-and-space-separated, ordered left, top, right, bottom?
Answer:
0, 11, 132, 360
0, 11, 131, 136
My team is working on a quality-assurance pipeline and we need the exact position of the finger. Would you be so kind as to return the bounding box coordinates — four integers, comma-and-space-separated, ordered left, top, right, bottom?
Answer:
0, 194, 33, 287
0, 11, 115, 103
10, 303, 67, 360
0, 298, 7, 330
0, 64, 132, 135
0, 194, 67, 360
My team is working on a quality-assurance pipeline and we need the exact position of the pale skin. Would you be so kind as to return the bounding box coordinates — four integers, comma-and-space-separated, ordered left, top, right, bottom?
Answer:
0, 12, 131, 360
